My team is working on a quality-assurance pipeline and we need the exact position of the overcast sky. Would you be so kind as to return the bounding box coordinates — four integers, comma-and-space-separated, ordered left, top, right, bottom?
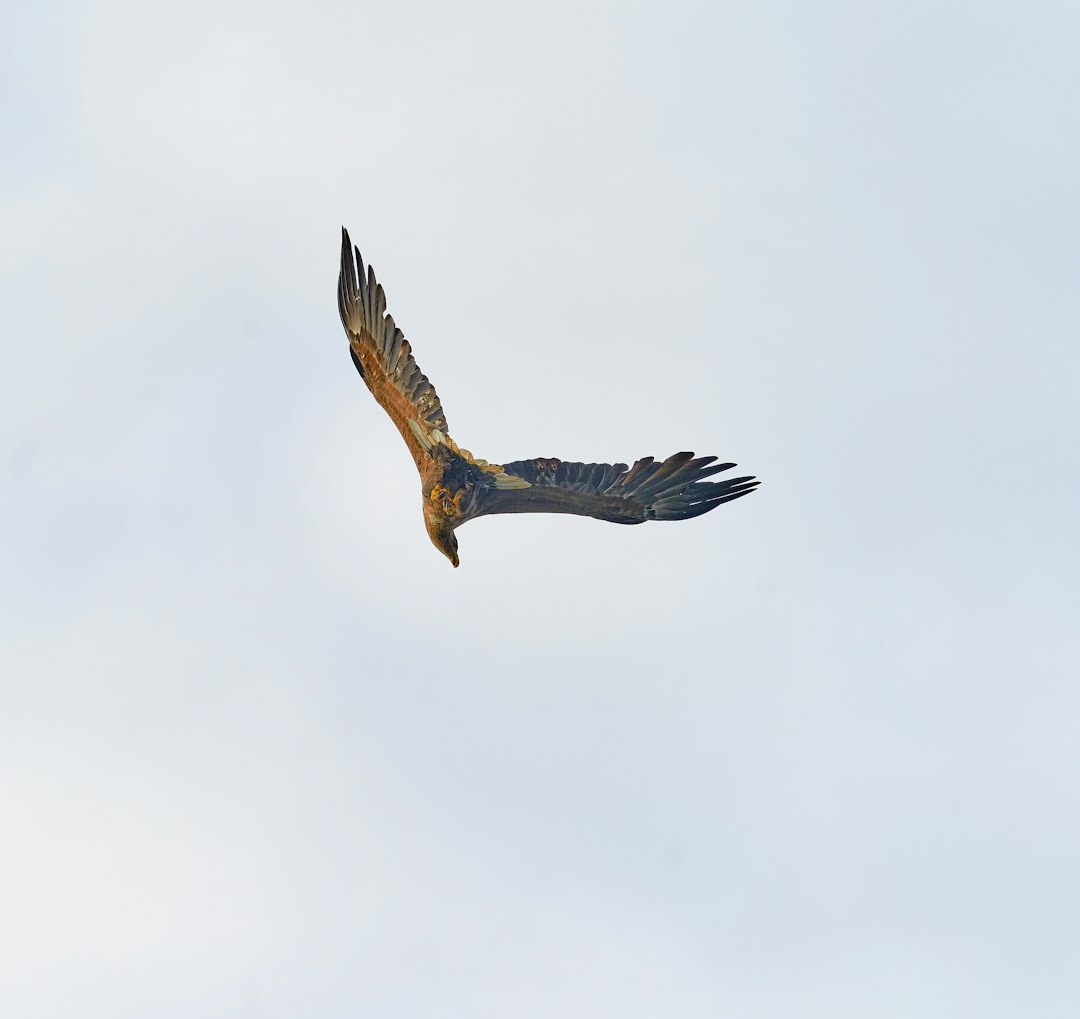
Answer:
3, 1, 1079, 1016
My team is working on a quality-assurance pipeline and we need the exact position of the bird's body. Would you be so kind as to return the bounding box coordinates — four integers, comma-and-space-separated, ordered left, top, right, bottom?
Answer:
337, 228, 759, 566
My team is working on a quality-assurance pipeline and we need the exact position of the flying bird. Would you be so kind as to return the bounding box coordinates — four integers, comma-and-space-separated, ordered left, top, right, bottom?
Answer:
337, 227, 759, 567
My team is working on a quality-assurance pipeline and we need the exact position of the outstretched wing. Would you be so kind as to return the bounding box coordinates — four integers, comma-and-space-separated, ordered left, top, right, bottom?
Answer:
470, 452, 759, 524
337, 227, 449, 470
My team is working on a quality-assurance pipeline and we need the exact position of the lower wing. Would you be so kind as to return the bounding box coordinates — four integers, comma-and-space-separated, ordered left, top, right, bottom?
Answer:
470, 452, 759, 524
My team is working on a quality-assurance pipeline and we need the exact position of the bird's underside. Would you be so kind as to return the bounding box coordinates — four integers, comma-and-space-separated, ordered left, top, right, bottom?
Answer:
337, 226, 759, 566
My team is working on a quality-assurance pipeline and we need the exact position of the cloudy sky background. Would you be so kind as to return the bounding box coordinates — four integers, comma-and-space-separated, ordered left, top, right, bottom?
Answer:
3, 1, 1079, 1015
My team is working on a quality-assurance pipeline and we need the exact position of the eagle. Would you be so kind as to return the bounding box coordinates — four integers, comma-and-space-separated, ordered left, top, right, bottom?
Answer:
337, 227, 759, 567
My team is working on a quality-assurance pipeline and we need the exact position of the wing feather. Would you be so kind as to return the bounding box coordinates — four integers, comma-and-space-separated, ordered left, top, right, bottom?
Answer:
337, 228, 450, 469
471, 453, 759, 524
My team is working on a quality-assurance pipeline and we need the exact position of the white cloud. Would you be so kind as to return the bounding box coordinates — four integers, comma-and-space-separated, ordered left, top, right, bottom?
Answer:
3, 1, 1079, 1016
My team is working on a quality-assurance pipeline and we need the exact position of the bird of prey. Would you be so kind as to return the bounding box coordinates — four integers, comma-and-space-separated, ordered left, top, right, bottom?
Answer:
337, 227, 759, 567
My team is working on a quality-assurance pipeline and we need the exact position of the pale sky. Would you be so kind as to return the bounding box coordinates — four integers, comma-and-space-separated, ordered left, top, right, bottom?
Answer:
3, 2, 1079, 1016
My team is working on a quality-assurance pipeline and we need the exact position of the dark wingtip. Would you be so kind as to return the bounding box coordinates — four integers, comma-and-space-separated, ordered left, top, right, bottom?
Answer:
340, 227, 353, 273
338, 228, 360, 333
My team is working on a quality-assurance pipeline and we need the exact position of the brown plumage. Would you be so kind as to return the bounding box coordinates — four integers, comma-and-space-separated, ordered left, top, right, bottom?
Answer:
337, 227, 759, 567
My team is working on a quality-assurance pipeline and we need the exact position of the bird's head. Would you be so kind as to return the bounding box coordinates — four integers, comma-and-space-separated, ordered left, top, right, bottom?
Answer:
423, 508, 460, 567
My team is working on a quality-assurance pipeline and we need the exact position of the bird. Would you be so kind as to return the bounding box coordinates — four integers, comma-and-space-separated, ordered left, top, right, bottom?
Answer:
337, 227, 759, 567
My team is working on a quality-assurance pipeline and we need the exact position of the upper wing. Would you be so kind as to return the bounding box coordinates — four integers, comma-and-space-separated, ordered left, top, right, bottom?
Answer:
337, 228, 450, 470
470, 452, 759, 524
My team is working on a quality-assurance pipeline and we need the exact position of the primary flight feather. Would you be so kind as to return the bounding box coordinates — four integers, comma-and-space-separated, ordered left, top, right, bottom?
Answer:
337, 227, 759, 567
